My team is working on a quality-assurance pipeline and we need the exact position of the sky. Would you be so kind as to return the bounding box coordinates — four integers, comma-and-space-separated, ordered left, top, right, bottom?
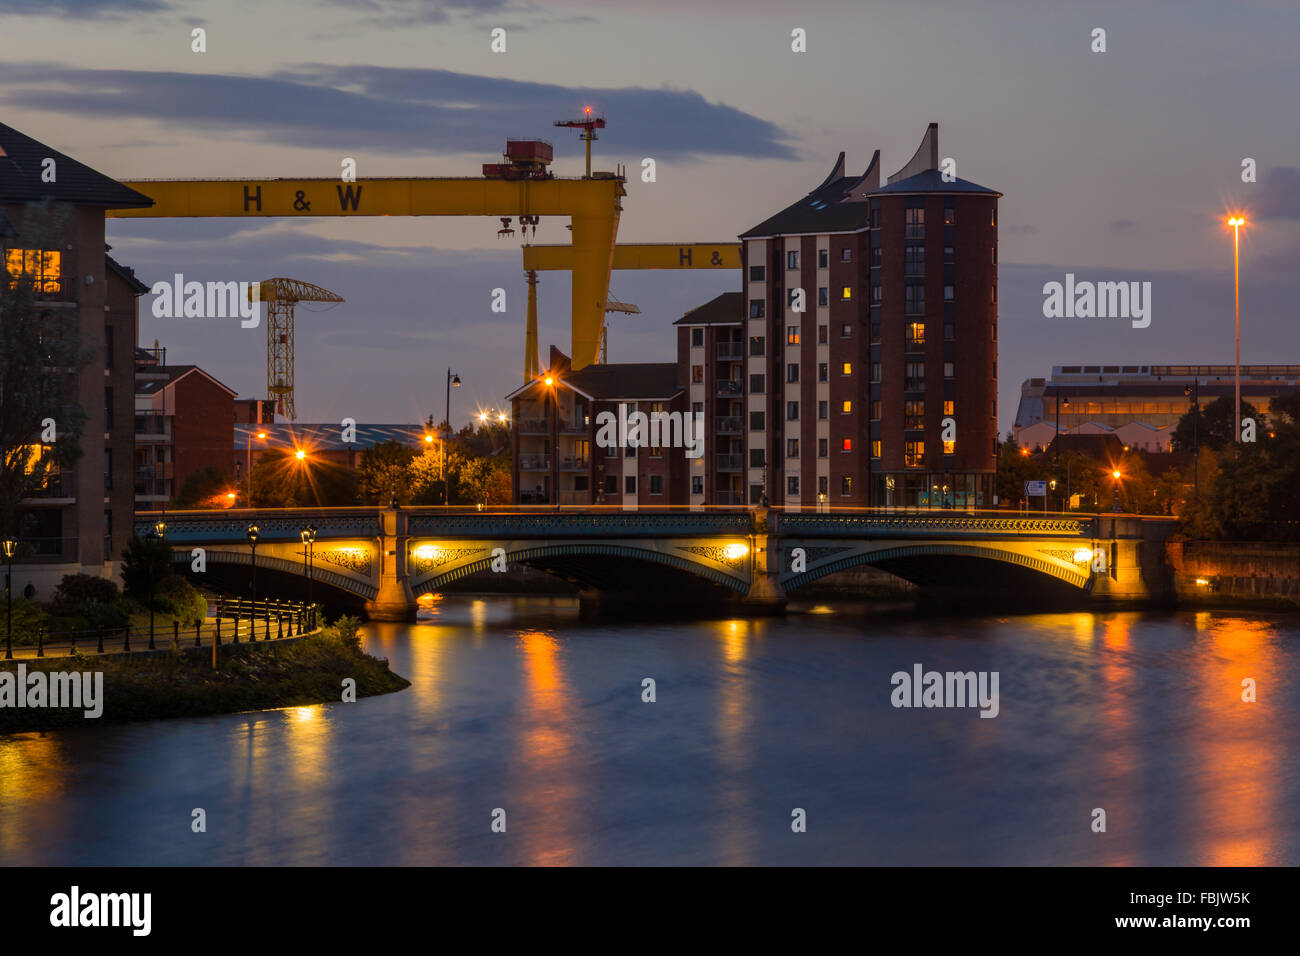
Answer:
2, 0, 1298, 432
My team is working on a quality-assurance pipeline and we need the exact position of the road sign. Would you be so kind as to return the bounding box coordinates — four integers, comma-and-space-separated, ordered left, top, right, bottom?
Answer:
1025, 480, 1048, 497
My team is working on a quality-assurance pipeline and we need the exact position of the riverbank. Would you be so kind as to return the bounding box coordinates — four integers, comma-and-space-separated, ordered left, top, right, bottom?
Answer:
1168, 540, 1300, 611
0, 622, 410, 734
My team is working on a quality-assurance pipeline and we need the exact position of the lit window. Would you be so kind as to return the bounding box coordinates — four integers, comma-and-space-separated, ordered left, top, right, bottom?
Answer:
841, 286, 852, 300
786, 438, 799, 458
905, 440, 926, 467
691, 365, 704, 383
841, 400, 852, 414
841, 475, 852, 496
907, 322, 925, 348
871, 440, 881, 458
787, 326, 800, 345
787, 250, 799, 269
841, 362, 853, 376
943, 207, 956, 226
943, 400, 954, 416
943, 440, 956, 455
905, 207, 925, 238
5, 248, 63, 295
841, 438, 852, 452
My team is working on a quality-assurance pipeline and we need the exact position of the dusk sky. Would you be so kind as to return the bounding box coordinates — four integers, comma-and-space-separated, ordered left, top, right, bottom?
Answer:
2, 0, 1297, 431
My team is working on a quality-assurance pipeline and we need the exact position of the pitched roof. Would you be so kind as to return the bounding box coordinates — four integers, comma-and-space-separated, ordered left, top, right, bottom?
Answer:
136, 365, 237, 397
234, 422, 433, 451
739, 151, 879, 238
105, 253, 149, 294
0, 121, 153, 208
869, 168, 1001, 197
564, 362, 682, 400
673, 291, 743, 326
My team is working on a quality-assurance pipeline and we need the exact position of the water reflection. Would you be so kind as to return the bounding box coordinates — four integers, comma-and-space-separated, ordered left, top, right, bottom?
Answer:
715, 618, 755, 865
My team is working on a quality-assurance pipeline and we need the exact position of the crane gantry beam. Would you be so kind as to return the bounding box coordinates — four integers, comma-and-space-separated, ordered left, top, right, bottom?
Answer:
108, 176, 626, 372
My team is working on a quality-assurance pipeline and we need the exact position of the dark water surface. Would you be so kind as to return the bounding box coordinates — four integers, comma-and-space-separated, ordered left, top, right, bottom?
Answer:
2, 596, 1296, 865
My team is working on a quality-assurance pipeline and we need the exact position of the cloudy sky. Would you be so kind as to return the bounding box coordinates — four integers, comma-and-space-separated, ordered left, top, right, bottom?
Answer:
2, 0, 1298, 430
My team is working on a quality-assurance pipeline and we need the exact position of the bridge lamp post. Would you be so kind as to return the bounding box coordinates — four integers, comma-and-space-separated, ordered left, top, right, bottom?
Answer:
1111, 470, 1122, 514
1053, 392, 1070, 503
3, 536, 17, 660
1226, 216, 1246, 443
246, 430, 267, 506
247, 524, 261, 640
148, 518, 167, 650
300, 525, 316, 620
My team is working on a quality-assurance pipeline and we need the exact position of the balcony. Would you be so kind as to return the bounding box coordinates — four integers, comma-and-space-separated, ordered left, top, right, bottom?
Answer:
559, 456, 588, 471
517, 418, 550, 434
11, 276, 77, 304
716, 416, 742, 435
716, 380, 743, 397
713, 490, 745, 505
134, 412, 169, 437
518, 455, 550, 471
14, 536, 79, 563
716, 342, 744, 361
716, 453, 743, 471
21, 472, 73, 501
558, 419, 587, 434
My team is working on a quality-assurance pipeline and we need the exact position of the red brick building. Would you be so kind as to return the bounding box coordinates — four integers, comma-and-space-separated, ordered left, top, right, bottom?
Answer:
135, 365, 236, 505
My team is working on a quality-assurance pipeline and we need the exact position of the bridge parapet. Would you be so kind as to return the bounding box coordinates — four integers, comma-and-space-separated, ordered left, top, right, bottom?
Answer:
774, 513, 1097, 538
135, 510, 380, 542
406, 511, 754, 537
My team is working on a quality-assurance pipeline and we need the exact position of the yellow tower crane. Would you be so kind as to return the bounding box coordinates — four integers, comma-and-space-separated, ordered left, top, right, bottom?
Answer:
248, 278, 344, 420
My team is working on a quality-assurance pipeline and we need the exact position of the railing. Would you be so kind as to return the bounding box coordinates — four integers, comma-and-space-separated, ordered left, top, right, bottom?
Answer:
559, 456, 588, 471
518, 455, 550, 471
134, 413, 169, 436
713, 490, 746, 505
716, 342, 744, 360
21, 473, 72, 499
716, 380, 743, 397
517, 418, 550, 433
10, 536, 79, 563
10, 275, 77, 303
559, 420, 588, 434
716, 453, 744, 471
716, 416, 742, 435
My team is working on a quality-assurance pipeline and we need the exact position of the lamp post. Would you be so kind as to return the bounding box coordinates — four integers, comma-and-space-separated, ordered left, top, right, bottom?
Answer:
1111, 469, 1122, 514
148, 518, 167, 650
1054, 391, 1070, 510
246, 524, 260, 641
300, 524, 316, 622
1228, 216, 1246, 443
442, 370, 461, 504
246, 429, 267, 506
1184, 380, 1200, 504
3, 537, 17, 660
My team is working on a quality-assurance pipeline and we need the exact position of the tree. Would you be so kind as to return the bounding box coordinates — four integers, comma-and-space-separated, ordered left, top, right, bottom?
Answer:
356, 440, 416, 505
250, 449, 356, 507
1171, 395, 1259, 452
996, 435, 1048, 507
0, 202, 91, 539
120, 534, 174, 603
175, 465, 236, 508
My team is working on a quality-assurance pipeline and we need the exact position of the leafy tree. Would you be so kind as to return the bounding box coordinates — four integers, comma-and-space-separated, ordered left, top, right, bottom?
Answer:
995, 435, 1048, 507
356, 440, 416, 505
53, 573, 120, 609
175, 465, 237, 508
1171, 395, 1260, 452
120, 534, 174, 604
250, 449, 356, 507
0, 202, 91, 538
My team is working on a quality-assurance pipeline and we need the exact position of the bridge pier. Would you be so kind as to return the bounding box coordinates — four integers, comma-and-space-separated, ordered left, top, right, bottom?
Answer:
740, 507, 787, 614
364, 505, 418, 622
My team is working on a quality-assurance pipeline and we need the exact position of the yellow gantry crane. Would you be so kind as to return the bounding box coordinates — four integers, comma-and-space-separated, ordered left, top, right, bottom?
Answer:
248, 278, 344, 420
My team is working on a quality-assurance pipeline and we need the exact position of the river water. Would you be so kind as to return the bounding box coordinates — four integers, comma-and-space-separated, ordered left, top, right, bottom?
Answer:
1, 596, 1296, 866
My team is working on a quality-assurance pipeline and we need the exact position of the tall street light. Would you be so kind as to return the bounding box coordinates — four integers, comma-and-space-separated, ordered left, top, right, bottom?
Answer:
148, 517, 167, 650
246, 429, 267, 505
300, 524, 316, 621
1054, 391, 1070, 511
1228, 216, 1246, 443
3, 537, 17, 660
246, 524, 260, 641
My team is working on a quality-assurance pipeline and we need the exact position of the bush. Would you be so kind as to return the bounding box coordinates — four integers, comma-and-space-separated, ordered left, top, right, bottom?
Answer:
3, 598, 47, 644
330, 615, 362, 650
53, 573, 121, 609
120, 534, 175, 603
152, 575, 208, 625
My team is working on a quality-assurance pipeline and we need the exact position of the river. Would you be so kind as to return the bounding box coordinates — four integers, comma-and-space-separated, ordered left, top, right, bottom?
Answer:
1, 596, 1296, 866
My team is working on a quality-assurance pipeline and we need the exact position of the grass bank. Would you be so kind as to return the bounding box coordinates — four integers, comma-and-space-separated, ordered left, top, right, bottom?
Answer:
0, 619, 409, 734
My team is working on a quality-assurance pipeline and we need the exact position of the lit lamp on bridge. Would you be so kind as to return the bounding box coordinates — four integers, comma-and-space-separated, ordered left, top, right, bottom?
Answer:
148, 518, 168, 650
300, 524, 317, 628
3, 536, 17, 660
247, 524, 261, 641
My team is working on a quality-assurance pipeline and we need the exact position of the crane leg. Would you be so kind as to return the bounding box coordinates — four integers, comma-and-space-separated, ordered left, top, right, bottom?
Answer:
570, 211, 619, 370
525, 269, 540, 382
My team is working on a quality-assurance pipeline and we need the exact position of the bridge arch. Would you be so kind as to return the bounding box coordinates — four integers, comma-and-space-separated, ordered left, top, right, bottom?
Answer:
172, 547, 379, 601
781, 542, 1093, 593
412, 542, 749, 596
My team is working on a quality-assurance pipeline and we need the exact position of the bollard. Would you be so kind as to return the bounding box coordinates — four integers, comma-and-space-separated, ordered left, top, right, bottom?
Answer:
195, 619, 201, 647
215, 616, 222, 646
173, 619, 180, 650
232, 614, 239, 644
36, 623, 44, 658
123, 623, 131, 653
278, 613, 283, 639
96, 627, 104, 654
265, 613, 271, 642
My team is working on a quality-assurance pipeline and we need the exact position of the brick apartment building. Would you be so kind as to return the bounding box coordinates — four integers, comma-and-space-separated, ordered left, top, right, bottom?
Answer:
507, 347, 684, 506
1, 121, 154, 590
135, 362, 237, 505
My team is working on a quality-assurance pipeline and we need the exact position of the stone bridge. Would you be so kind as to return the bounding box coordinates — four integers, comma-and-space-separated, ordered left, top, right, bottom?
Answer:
136, 507, 1175, 620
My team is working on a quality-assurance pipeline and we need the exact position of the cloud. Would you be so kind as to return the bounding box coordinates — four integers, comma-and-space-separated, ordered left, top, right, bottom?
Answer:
0, 0, 168, 16
1107, 219, 1137, 234
1255, 166, 1300, 221
0, 61, 797, 161
323, 0, 519, 27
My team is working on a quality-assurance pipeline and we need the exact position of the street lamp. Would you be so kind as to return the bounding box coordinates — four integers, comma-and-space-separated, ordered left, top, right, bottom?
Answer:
445, 368, 462, 435
246, 429, 267, 506
1111, 469, 1122, 514
300, 524, 316, 624
3, 536, 17, 660
1227, 216, 1246, 443
148, 518, 167, 650
1184, 380, 1200, 504
1053, 391, 1070, 506
246, 524, 260, 641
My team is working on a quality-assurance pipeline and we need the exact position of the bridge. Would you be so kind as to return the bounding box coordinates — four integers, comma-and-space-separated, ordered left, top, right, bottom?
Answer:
137, 506, 1175, 620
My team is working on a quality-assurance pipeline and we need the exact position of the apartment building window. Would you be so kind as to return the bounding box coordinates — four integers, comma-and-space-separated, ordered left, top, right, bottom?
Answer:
944, 246, 955, 263
691, 328, 704, 347
841, 286, 852, 300
574, 476, 589, 492
944, 322, 955, 340
992, 246, 997, 264
870, 322, 881, 343
905, 285, 925, 314
871, 285, 882, 304
841, 400, 852, 414
605, 476, 618, 494
787, 250, 799, 270
749, 299, 765, 318
904, 361, 925, 389
786, 326, 799, 345
904, 245, 925, 276
841, 475, 853, 496
104, 325, 114, 367
944, 207, 956, 226
905, 207, 925, 238
787, 438, 799, 458
787, 363, 799, 383
649, 443, 662, 460
750, 335, 765, 356
104, 386, 113, 430
625, 445, 636, 458
841, 247, 851, 262
750, 448, 766, 468
750, 373, 765, 393
872, 246, 883, 267
818, 400, 828, 420
787, 476, 799, 495
817, 287, 828, 307
841, 362, 853, 376
944, 362, 955, 378
904, 440, 926, 468
818, 438, 828, 457
5, 248, 62, 293
786, 401, 799, 420
692, 475, 704, 495
818, 325, 828, 344
750, 411, 765, 431
750, 265, 765, 281
606, 441, 618, 458
943, 400, 955, 416
907, 322, 925, 349
692, 401, 704, 415
944, 285, 955, 302
691, 364, 704, 383
871, 440, 882, 458
818, 249, 828, 268
991, 284, 997, 303
819, 475, 829, 494
104, 449, 112, 490
650, 475, 663, 495
904, 399, 925, 430
871, 362, 882, 383
871, 401, 882, 420
818, 363, 828, 382
943, 439, 956, 455
840, 323, 852, 338
841, 438, 852, 452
